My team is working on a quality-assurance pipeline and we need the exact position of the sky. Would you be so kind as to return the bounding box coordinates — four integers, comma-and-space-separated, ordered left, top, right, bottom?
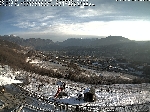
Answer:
0, 0, 150, 42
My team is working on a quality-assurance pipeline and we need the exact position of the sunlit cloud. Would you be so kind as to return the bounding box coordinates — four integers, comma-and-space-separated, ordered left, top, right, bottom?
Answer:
47, 20, 150, 41
40, 16, 55, 21
15, 20, 150, 41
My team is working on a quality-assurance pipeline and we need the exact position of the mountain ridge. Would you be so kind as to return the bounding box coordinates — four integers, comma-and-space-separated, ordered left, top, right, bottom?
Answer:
0, 35, 133, 48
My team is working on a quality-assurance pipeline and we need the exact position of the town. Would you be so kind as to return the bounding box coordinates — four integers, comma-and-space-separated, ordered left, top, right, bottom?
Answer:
26, 50, 149, 84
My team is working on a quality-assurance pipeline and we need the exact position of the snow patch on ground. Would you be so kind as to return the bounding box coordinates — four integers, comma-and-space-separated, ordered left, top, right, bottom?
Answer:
0, 64, 150, 111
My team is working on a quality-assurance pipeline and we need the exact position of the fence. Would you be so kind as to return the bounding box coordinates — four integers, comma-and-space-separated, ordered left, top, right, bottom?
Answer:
11, 84, 150, 112
10, 83, 150, 112
15, 101, 149, 112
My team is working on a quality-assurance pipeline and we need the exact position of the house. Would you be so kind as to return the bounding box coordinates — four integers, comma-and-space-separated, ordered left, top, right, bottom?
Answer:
0, 85, 5, 94
84, 87, 96, 102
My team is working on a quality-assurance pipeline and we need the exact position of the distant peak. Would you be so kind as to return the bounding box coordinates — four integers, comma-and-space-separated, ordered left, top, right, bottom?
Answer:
106, 36, 129, 40
11, 34, 17, 37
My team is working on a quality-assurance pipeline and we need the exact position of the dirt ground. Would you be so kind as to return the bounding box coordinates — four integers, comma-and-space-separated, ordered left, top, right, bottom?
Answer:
0, 84, 28, 112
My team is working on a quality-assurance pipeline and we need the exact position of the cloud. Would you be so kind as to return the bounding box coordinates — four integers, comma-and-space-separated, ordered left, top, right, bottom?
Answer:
1, 0, 150, 41
11, 4, 116, 33
73, 9, 111, 18
14, 19, 150, 42
72, 2, 116, 18
14, 7, 56, 20
11, 7, 58, 30
13, 21, 36, 28
48, 20, 150, 41
40, 16, 55, 21
10, 1, 150, 33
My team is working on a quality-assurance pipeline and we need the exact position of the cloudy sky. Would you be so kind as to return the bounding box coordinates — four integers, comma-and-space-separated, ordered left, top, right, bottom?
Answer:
0, 0, 150, 42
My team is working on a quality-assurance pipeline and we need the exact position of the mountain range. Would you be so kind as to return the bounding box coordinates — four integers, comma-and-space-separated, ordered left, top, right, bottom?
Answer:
0, 35, 133, 49
0, 35, 150, 63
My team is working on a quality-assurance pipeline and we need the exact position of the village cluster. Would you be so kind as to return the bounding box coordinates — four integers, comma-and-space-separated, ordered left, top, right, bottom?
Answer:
26, 50, 147, 82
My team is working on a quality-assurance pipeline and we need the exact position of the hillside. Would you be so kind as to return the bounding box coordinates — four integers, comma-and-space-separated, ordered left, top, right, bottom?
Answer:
0, 39, 54, 77
58, 36, 131, 47
59, 38, 98, 47
0, 37, 149, 84
0, 35, 59, 51
1, 64, 150, 112
0, 39, 26, 68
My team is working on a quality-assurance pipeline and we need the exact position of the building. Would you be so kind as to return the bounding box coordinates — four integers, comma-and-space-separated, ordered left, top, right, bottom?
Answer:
84, 87, 96, 102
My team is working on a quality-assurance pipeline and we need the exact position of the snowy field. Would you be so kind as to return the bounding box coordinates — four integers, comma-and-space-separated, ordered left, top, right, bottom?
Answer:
23, 74, 150, 105
0, 64, 150, 112
20, 75, 150, 112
